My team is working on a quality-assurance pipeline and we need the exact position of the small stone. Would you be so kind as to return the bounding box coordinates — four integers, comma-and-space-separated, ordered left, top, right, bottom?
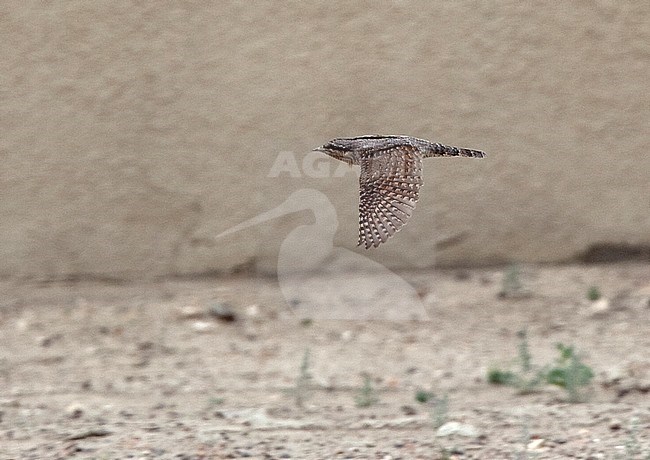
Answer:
436, 421, 481, 438
609, 419, 622, 430
66, 403, 85, 419
601, 366, 625, 386
588, 298, 610, 317
527, 438, 546, 451
341, 330, 353, 341
497, 288, 532, 299
245, 304, 260, 317
65, 428, 112, 441
400, 405, 417, 416
38, 333, 63, 347
191, 321, 215, 333
176, 305, 203, 320
15, 318, 29, 331
209, 302, 237, 322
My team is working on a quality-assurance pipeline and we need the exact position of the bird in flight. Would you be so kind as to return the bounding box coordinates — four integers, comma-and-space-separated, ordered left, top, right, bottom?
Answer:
314, 135, 485, 249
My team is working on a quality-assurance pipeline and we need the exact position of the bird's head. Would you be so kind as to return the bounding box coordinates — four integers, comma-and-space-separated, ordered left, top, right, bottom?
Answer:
313, 139, 355, 165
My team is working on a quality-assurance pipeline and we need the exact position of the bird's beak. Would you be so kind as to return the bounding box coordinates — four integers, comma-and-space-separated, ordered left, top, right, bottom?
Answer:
313, 146, 326, 152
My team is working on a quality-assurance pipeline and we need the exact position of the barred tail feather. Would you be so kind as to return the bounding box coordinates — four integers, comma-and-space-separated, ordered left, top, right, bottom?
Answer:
425, 143, 486, 159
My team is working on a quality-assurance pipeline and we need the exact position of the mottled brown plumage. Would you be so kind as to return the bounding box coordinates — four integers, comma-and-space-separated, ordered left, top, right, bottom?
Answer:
314, 135, 485, 249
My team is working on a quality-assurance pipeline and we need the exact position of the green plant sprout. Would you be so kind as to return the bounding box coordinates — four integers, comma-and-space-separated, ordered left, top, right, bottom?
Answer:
415, 389, 435, 404
294, 348, 312, 408
355, 374, 379, 408
545, 343, 594, 403
488, 329, 545, 394
498, 264, 532, 299
587, 286, 601, 301
488, 330, 594, 402
431, 393, 449, 429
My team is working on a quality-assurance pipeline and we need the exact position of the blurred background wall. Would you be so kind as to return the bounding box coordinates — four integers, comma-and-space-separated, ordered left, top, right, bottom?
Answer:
1, 1, 649, 279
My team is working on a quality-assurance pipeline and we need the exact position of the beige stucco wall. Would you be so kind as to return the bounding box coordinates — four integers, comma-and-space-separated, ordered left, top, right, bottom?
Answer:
1, 2, 649, 279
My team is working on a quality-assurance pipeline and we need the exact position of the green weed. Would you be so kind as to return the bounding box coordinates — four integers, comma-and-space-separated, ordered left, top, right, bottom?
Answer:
488, 329, 545, 394
545, 344, 594, 403
431, 393, 449, 429
498, 264, 532, 298
355, 374, 379, 408
293, 348, 312, 408
207, 396, 225, 406
415, 389, 435, 404
488, 330, 594, 402
587, 286, 602, 301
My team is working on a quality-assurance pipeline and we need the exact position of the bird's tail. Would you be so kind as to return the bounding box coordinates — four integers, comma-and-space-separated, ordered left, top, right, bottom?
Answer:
424, 143, 486, 159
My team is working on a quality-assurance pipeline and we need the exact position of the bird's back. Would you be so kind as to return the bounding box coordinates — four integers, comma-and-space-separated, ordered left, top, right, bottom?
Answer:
320, 135, 484, 161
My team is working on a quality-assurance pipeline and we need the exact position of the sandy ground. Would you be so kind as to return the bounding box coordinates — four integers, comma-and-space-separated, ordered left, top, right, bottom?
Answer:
1, 263, 649, 459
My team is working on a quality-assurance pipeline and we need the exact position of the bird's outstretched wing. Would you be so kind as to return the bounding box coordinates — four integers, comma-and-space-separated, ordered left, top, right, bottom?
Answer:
358, 146, 423, 249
